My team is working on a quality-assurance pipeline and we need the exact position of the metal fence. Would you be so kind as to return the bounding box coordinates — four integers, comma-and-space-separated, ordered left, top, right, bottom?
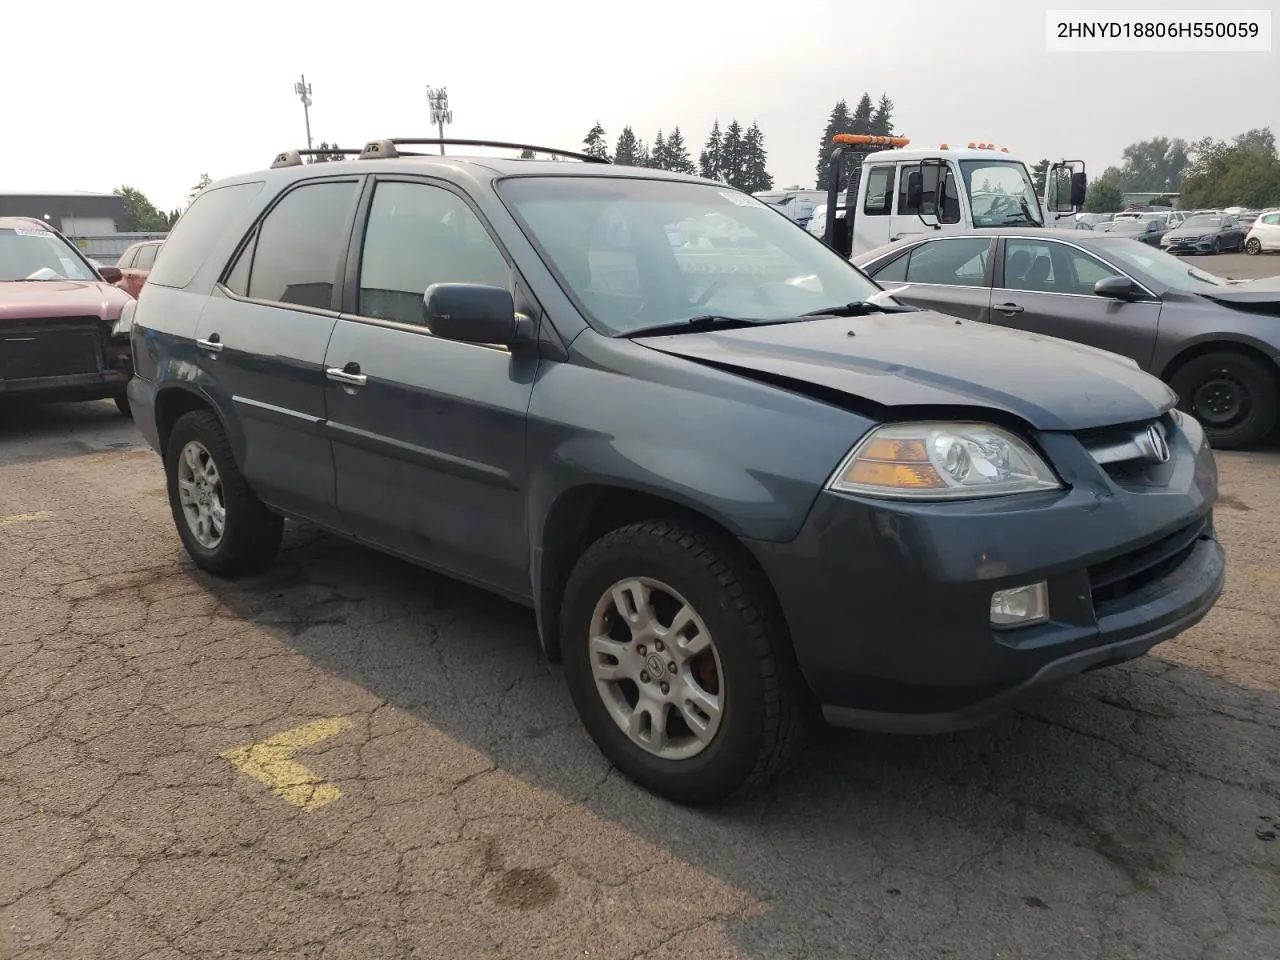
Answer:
69, 231, 168, 265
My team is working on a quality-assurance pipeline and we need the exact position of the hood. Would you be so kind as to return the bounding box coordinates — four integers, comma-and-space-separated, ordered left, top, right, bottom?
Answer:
1164, 225, 1216, 239
639, 312, 1177, 432
0, 279, 130, 323
1198, 273, 1280, 303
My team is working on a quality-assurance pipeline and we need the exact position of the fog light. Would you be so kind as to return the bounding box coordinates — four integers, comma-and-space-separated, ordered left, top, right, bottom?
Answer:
990, 582, 1049, 628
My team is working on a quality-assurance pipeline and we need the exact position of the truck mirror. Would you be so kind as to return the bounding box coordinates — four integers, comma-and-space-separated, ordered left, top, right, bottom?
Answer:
906, 171, 923, 212
1070, 172, 1088, 208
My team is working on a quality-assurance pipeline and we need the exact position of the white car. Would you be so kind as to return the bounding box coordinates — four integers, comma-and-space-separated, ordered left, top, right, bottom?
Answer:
1244, 210, 1280, 255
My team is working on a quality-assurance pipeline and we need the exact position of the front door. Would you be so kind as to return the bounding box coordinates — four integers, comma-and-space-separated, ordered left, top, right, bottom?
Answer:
322, 177, 536, 597
869, 235, 995, 323
990, 237, 1161, 368
193, 176, 362, 526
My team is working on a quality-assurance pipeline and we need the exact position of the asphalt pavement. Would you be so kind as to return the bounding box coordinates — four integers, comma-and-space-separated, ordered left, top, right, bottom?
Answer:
2, 261, 1279, 958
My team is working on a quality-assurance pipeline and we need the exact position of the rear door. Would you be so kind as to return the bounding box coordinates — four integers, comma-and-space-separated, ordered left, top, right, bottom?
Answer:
194, 176, 362, 526
126, 243, 158, 297
321, 176, 536, 597
866, 235, 995, 322
990, 237, 1161, 368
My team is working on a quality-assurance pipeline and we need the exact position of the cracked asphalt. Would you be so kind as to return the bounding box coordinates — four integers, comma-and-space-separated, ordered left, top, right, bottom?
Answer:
1, 397, 1278, 960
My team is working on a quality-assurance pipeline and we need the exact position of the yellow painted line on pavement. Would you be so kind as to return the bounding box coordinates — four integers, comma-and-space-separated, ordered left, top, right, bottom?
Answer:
0, 511, 54, 525
220, 716, 353, 811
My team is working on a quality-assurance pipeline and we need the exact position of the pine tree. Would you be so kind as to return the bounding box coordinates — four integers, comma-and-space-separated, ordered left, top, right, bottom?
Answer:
614, 126, 640, 166
519, 148, 536, 159
816, 100, 853, 189
700, 121, 724, 181
651, 130, 668, 170
721, 120, 746, 189
870, 94, 894, 136
851, 93, 874, 135
664, 127, 697, 175
741, 122, 773, 193
634, 139, 651, 168
582, 122, 610, 161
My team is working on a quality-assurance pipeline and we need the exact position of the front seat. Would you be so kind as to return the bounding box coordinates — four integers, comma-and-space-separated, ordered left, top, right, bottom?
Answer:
1006, 249, 1031, 285
1025, 256, 1052, 288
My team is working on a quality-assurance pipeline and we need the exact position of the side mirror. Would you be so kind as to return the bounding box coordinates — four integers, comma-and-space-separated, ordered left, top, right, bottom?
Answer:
423, 283, 522, 344
1094, 276, 1141, 301
1070, 172, 1088, 208
906, 171, 923, 212
98, 266, 123, 284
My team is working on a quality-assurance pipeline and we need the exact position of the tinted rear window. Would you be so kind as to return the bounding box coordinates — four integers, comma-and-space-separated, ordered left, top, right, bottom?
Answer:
148, 181, 265, 289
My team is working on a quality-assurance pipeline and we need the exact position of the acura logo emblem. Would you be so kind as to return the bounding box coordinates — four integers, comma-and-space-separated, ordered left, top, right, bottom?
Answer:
1141, 424, 1171, 464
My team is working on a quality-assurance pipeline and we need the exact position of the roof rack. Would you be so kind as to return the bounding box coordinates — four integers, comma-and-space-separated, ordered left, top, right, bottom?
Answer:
270, 147, 367, 169
358, 138, 608, 164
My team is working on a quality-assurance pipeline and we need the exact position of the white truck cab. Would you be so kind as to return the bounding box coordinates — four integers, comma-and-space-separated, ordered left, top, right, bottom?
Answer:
819, 135, 1086, 258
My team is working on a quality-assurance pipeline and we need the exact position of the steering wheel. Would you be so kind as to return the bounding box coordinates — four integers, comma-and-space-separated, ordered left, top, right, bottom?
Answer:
693, 272, 776, 308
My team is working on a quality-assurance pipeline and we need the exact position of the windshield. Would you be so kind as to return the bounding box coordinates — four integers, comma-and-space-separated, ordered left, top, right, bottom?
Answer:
959, 160, 1043, 227
1182, 216, 1223, 229
1110, 220, 1149, 232
1093, 238, 1227, 288
497, 177, 882, 335
0, 227, 97, 282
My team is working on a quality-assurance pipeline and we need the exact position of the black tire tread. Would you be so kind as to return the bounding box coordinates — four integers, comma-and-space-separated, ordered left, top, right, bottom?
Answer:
166, 410, 283, 576
563, 517, 810, 803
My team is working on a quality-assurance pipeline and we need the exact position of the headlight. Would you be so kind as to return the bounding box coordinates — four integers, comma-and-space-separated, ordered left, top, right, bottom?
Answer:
110, 300, 136, 339
827, 422, 1062, 500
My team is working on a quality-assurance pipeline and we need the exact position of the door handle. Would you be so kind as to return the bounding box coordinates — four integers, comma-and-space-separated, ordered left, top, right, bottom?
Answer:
994, 302, 1025, 315
196, 333, 223, 352
326, 363, 367, 387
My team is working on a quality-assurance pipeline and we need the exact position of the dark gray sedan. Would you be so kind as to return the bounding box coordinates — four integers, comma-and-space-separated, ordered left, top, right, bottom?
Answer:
1161, 214, 1247, 255
853, 228, 1280, 448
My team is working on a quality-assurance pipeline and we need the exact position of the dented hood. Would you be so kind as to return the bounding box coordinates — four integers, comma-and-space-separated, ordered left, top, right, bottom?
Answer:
639, 312, 1177, 432
0, 280, 130, 323
1198, 274, 1280, 306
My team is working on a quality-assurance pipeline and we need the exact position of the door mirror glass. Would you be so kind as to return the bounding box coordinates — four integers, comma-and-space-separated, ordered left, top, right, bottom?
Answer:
423, 283, 518, 344
1070, 171, 1088, 208
97, 266, 123, 284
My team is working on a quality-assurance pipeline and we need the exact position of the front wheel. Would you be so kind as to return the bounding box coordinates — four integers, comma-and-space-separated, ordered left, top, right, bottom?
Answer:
113, 394, 131, 418
1211, 237, 1221, 254
1170, 351, 1279, 450
1245, 237, 1262, 256
560, 519, 809, 806
164, 409, 283, 575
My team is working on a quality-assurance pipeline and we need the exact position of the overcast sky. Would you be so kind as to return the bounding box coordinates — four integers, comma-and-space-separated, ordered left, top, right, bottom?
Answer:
4, 0, 1276, 211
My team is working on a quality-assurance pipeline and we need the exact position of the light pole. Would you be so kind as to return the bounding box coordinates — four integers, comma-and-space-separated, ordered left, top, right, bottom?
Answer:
294, 75, 314, 151
426, 86, 452, 155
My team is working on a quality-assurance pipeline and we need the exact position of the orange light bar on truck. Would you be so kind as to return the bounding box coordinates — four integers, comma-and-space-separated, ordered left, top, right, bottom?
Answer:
831, 135, 911, 147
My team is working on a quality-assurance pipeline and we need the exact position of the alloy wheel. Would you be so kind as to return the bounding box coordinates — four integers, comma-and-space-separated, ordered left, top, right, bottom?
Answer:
176, 441, 226, 549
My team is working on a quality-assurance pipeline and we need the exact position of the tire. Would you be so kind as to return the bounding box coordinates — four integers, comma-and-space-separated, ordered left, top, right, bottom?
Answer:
560, 519, 810, 806
164, 409, 283, 576
1170, 351, 1279, 450
1245, 237, 1261, 256
1211, 237, 1221, 255
114, 394, 131, 418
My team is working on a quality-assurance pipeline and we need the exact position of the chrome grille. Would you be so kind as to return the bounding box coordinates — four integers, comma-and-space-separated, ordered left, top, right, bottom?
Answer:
1078, 416, 1176, 487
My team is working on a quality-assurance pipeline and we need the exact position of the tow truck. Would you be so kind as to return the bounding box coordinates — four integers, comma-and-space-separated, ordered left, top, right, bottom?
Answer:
819, 134, 1087, 258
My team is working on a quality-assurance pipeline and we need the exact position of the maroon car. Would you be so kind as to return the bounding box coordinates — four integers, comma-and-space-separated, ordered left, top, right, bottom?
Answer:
0, 217, 134, 416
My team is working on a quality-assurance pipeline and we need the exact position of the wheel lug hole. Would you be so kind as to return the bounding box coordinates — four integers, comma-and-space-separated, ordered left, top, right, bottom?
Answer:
636, 645, 646, 656
668, 662, 677, 673
654, 641, 664, 652
640, 671, 651, 684
660, 681, 669, 695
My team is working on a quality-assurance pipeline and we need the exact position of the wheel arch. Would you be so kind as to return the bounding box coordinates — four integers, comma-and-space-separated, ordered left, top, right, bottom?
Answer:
1158, 337, 1280, 388
154, 383, 231, 457
533, 483, 787, 665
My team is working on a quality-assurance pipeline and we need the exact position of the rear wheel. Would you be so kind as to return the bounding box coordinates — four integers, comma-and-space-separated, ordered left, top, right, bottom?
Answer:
1211, 237, 1221, 254
1245, 237, 1262, 256
1170, 351, 1279, 450
164, 410, 283, 575
560, 519, 809, 806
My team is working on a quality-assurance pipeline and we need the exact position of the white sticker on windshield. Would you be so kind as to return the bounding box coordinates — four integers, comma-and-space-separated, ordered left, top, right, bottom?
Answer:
719, 190, 765, 209
13, 228, 49, 237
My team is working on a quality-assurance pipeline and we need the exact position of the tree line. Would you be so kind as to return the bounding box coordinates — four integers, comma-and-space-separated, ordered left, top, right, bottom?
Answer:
113, 172, 212, 232
575, 121, 775, 194
814, 93, 896, 189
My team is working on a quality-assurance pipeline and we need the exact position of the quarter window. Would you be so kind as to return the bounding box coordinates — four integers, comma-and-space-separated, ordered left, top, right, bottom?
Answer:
863, 166, 894, 216
134, 244, 158, 270
232, 180, 358, 310
1263, 213, 1280, 226
117, 246, 138, 269
149, 181, 264, 289
357, 181, 509, 326
1003, 239, 1121, 297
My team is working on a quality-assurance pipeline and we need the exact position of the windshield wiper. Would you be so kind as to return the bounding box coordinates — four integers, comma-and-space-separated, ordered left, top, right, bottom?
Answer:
620, 315, 792, 338
801, 298, 915, 317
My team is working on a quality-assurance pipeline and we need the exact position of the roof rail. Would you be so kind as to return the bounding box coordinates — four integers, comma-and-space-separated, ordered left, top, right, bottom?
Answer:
358, 138, 609, 164
270, 147, 367, 169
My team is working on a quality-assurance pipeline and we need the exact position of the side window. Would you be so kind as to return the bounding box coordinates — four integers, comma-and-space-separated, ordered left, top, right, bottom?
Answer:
117, 246, 138, 269
148, 181, 265, 289
358, 180, 509, 326
863, 166, 894, 216
223, 231, 256, 296
134, 244, 158, 270
1263, 213, 1280, 226
902, 238, 991, 288
1004, 239, 1120, 296
245, 180, 359, 310
869, 252, 908, 284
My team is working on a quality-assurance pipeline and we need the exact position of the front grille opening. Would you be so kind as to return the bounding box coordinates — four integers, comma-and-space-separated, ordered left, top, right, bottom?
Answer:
0, 320, 103, 381
1088, 515, 1207, 606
